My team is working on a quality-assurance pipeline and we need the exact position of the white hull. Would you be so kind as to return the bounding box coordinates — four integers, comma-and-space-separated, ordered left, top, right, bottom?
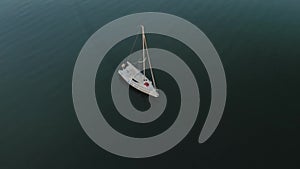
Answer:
118, 61, 159, 97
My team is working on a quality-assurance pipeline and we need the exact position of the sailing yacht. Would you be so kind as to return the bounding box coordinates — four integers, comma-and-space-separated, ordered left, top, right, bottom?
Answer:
118, 25, 159, 97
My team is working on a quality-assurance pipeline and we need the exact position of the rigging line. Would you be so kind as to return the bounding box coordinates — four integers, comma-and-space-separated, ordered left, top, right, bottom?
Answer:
128, 30, 140, 60
128, 29, 142, 71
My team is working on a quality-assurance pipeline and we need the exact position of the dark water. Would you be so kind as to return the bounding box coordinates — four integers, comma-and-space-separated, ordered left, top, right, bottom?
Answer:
0, 0, 299, 168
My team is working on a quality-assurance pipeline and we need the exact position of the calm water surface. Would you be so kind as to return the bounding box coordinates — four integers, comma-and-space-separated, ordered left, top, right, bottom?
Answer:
0, 0, 299, 168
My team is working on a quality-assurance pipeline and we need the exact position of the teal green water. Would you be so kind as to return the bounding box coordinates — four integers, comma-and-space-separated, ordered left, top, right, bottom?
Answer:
0, 0, 299, 168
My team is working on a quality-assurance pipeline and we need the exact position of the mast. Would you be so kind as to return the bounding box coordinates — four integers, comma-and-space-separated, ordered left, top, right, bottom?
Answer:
141, 25, 146, 78
140, 25, 157, 89
144, 38, 157, 88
